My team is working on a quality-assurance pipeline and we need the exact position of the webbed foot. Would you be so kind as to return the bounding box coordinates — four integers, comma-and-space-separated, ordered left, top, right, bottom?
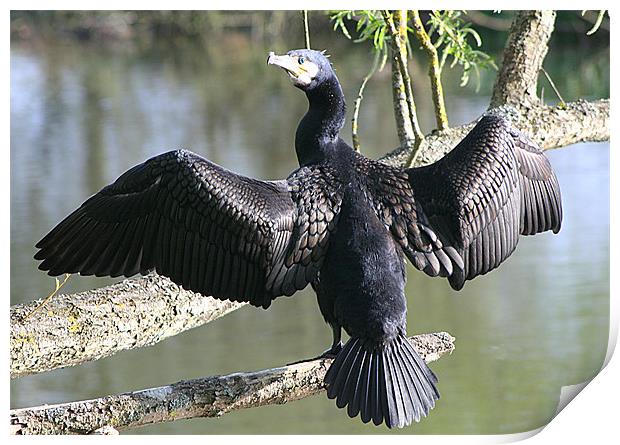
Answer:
286, 343, 342, 366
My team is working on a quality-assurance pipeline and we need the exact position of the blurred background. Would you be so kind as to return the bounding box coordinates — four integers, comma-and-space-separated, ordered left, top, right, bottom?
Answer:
10, 11, 609, 434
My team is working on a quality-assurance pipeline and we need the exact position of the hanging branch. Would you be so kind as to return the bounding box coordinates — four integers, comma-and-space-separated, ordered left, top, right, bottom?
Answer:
302, 10, 311, 49
352, 50, 384, 151
411, 10, 448, 131
10, 332, 455, 435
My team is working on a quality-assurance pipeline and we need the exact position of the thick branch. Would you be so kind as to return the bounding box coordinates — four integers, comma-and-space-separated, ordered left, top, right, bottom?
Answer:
381, 99, 610, 168
490, 10, 556, 108
9, 332, 455, 435
517, 99, 610, 149
10, 274, 246, 379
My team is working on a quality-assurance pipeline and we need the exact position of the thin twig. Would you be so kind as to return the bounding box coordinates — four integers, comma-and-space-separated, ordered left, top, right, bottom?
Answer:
411, 10, 448, 131
540, 67, 566, 107
352, 50, 384, 151
302, 10, 310, 49
22, 274, 71, 321
582, 10, 607, 35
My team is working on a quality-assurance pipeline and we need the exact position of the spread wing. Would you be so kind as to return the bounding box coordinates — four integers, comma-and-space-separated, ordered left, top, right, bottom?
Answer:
34, 149, 341, 308
509, 126, 563, 236
368, 115, 562, 290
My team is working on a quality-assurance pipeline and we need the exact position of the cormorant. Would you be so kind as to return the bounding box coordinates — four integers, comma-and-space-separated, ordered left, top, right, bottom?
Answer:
34, 49, 562, 429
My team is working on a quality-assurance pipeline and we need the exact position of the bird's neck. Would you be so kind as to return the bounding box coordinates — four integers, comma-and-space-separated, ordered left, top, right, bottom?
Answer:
295, 76, 347, 166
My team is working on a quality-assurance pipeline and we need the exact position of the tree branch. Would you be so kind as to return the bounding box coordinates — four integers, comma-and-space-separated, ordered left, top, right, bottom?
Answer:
490, 10, 556, 108
464, 11, 513, 32
381, 98, 609, 168
411, 10, 448, 131
381, 9, 608, 168
10, 274, 246, 379
302, 10, 310, 49
9, 332, 455, 435
352, 49, 383, 151
383, 10, 425, 163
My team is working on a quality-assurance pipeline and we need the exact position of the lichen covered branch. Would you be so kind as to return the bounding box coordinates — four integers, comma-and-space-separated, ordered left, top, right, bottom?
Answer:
490, 10, 556, 108
10, 274, 246, 379
10, 332, 455, 435
381, 98, 609, 168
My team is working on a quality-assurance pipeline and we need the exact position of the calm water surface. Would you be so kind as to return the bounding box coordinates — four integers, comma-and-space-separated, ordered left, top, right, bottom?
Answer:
10, 36, 609, 434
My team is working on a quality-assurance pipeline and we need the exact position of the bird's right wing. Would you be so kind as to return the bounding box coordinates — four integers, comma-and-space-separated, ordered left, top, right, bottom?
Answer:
35, 149, 341, 308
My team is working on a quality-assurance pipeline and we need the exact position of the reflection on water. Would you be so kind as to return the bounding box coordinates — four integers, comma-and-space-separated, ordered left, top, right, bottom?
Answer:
10, 36, 609, 434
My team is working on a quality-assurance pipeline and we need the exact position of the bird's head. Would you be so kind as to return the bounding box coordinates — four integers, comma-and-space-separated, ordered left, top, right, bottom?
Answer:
267, 49, 334, 91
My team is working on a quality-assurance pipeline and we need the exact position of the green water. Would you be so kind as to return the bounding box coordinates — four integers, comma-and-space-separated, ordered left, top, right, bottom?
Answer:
10, 32, 609, 434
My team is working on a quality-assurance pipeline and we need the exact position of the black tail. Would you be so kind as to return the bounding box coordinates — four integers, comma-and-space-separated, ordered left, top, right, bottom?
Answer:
324, 334, 439, 428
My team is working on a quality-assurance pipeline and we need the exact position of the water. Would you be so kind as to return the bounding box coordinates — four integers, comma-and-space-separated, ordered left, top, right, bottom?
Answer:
10, 35, 609, 434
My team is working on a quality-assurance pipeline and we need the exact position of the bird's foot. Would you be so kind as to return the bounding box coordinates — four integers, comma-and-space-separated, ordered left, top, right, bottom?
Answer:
286, 342, 343, 366
325, 341, 343, 357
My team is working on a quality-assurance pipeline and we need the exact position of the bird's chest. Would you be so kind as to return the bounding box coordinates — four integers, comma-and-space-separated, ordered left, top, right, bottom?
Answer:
320, 191, 405, 295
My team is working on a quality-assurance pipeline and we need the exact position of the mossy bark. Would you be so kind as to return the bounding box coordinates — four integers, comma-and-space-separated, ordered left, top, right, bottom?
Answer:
11, 274, 246, 379
382, 98, 610, 168
490, 10, 556, 108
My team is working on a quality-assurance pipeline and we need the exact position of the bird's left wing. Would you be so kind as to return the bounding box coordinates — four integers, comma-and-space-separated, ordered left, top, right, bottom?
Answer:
34, 149, 341, 308
367, 115, 562, 290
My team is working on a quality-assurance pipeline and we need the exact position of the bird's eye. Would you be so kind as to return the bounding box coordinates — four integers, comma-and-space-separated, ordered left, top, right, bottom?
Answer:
298, 57, 305, 65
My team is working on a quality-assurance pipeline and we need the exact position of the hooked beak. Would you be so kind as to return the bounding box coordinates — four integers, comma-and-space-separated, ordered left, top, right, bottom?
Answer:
268, 51, 317, 88
267, 52, 302, 79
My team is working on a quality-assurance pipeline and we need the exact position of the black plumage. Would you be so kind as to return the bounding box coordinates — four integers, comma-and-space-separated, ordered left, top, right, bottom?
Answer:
34, 49, 562, 428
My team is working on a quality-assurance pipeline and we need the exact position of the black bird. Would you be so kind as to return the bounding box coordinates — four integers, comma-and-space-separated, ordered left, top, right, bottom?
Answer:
34, 49, 562, 428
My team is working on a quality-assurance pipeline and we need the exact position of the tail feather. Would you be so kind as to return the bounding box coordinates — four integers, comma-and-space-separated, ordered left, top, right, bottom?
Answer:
343, 346, 365, 416
390, 343, 418, 425
376, 353, 387, 426
360, 352, 374, 424
383, 346, 407, 427
325, 334, 439, 428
